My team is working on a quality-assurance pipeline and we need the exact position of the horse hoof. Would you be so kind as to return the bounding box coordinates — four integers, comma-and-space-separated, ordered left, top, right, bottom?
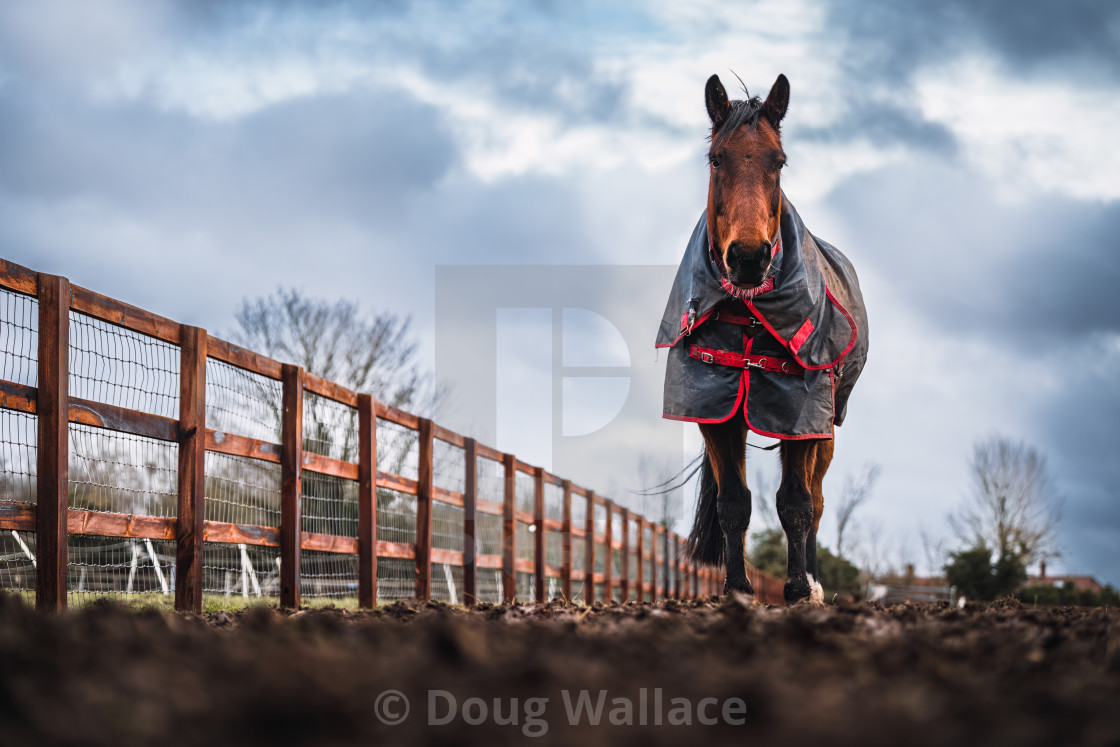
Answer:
725, 589, 758, 608
724, 580, 755, 596
784, 575, 825, 606
783, 579, 811, 605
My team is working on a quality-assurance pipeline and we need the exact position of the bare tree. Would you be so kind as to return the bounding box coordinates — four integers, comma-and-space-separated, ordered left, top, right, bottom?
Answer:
920, 526, 949, 577
855, 518, 889, 579
635, 452, 685, 530
232, 288, 439, 473
750, 460, 779, 530
833, 462, 880, 560
233, 288, 434, 412
948, 436, 1062, 567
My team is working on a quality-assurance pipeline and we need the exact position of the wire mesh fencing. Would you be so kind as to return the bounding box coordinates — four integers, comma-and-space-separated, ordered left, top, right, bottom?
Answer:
206, 358, 282, 444
300, 549, 359, 605
377, 418, 418, 479
0, 530, 36, 599
376, 488, 416, 601
0, 410, 36, 505
0, 288, 36, 387
69, 311, 179, 419
203, 542, 281, 604
68, 535, 176, 607
433, 438, 465, 494
431, 498, 464, 603
303, 393, 358, 462
474, 454, 505, 604
204, 452, 282, 528
301, 471, 358, 538
377, 557, 415, 602
68, 424, 178, 518
431, 562, 466, 605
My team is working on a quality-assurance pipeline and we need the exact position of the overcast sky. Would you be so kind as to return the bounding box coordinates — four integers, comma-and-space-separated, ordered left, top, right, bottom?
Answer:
1, 0, 1117, 584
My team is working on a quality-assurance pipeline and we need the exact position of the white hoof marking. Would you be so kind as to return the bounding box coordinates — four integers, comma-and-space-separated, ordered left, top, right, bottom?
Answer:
806, 573, 824, 604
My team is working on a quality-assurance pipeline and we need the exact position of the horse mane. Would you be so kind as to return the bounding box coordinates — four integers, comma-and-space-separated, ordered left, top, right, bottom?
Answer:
710, 91, 764, 146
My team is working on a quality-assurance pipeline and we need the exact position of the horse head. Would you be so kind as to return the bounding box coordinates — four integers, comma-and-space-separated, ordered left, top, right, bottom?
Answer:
705, 73, 789, 291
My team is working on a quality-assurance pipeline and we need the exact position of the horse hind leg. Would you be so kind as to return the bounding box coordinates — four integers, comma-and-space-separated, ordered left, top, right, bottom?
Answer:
699, 417, 753, 595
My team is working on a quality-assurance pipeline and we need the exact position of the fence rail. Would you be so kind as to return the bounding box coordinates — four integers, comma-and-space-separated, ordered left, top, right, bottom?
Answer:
0, 257, 785, 610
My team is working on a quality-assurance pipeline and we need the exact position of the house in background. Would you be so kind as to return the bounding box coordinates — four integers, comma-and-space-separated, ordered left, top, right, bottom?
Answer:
1027, 562, 1102, 593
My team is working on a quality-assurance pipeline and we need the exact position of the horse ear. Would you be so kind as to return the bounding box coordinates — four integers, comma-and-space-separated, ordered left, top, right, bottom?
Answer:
763, 74, 790, 127
706, 74, 730, 130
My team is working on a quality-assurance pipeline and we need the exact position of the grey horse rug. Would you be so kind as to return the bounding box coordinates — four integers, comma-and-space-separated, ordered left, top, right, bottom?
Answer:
656, 195, 868, 438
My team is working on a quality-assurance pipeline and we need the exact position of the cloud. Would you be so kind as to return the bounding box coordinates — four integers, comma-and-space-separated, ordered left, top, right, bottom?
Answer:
826, 0, 1120, 83
914, 56, 1120, 201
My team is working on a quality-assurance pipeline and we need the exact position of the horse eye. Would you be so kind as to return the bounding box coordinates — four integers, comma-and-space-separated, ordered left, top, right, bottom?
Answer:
709, 156, 720, 169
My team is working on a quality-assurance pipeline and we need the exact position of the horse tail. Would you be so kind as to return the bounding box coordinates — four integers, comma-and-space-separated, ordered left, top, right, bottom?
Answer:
686, 450, 724, 567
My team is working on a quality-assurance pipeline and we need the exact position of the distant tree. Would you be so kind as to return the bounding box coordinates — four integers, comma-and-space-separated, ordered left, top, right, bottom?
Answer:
833, 462, 880, 561
944, 545, 1026, 601
1017, 582, 1120, 607
817, 545, 861, 597
635, 452, 685, 531
232, 288, 438, 474
233, 288, 433, 412
949, 436, 1061, 569
748, 526, 787, 580
748, 527, 860, 597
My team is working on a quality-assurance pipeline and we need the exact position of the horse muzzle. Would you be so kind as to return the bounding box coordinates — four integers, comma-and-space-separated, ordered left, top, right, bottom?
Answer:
725, 240, 772, 289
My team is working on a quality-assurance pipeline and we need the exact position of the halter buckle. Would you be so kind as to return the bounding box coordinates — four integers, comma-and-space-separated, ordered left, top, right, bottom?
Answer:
700, 352, 714, 364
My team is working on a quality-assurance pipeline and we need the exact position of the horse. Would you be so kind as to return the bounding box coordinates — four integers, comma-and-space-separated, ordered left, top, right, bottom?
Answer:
656, 73, 868, 605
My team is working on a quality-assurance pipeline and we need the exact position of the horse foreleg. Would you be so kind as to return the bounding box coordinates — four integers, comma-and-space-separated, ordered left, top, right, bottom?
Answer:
804, 436, 834, 603
700, 418, 753, 595
778, 439, 820, 604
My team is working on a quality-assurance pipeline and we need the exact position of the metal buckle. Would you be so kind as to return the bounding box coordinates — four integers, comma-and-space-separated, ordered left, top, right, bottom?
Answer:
700, 352, 714, 364
744, 358, 764, 370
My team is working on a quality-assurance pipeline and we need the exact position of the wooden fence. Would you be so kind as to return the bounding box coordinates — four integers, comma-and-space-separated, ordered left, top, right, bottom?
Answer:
0, 257, 785, 611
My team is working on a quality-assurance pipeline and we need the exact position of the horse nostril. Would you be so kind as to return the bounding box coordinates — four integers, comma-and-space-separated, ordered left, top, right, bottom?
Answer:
760, 240, 772, 254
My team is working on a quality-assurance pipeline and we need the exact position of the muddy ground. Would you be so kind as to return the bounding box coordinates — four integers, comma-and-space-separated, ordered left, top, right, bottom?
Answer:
0, 594, 1118, 746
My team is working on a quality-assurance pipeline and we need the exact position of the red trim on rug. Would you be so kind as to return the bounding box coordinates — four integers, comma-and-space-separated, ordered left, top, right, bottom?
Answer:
740, 334, 835, 441
788, 317, 814, 354
662, 371, 746, 424
745, 285, 858, 371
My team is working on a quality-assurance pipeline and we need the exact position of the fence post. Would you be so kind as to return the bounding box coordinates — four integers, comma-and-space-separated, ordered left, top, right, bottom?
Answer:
671, 535, 678, 598
501, 453, 516, 603
657, 527, 666, 600
619, 507, 630, 601
672, 535, 680, 600
603, 500, 613, 602
462, 438, 478, 606
415, 418, 434, 601
280, 364, 303, 608
583, 492, 595, 603
36, 273, 69, 612
560, 479, 572, 601
636, 517, 644, 603
357, 394, 378, 608
533, 467, 545, 602
175, 325, 206, 613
